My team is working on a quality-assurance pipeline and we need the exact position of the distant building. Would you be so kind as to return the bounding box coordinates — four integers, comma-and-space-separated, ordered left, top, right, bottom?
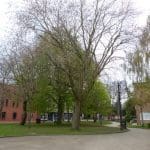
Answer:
0, 84, 37, 123
41, 112, 73, 122
0, 99, 37, 123
135, 103, 150, 125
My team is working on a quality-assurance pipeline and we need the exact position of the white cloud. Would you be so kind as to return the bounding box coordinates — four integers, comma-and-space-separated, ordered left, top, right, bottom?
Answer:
132, 0, 150, 26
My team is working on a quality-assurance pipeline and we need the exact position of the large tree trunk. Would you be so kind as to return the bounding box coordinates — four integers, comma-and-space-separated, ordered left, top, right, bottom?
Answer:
57, 98, 64, 125
72, 100, 81, 130
140, 106, 144, 126
0, 85, 5, 119
0, 100, 4, 119
67, 107, 70, 122
93, 113, 97, 123
20, 100, 27, 125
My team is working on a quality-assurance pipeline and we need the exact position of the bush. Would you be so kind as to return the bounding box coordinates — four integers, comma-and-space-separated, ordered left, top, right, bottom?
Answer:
147, 123, 150, 128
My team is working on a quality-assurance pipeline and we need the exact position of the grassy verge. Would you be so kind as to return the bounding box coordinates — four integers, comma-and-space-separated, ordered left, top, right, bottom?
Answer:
128, 124, 150, 129
0, 121, 124, 137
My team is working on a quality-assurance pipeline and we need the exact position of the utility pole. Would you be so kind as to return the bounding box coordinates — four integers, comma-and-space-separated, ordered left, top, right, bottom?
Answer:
118, 82, 123, 130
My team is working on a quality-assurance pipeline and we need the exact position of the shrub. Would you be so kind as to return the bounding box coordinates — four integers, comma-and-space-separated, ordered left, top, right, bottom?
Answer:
147, 123, 150, 128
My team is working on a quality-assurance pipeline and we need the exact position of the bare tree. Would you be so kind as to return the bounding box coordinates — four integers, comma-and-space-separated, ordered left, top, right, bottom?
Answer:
0, 58, 11, 116
16, 0, 135, 129
125, 16, 150, 83
8, 38, 38, 125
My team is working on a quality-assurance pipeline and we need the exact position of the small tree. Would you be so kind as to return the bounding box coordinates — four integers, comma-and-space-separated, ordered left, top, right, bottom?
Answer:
82, 81, 111, 122
124, 97, 136, 122
33, 39, 72, 125
0, 58, 11, 115
9, 46, 38, 125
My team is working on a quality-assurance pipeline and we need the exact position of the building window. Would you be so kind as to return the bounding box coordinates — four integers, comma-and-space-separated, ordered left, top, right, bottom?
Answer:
13, 112, 17, 120
2, 112, 6, 120
6, 99, 8, 107
12, 102, 15, 107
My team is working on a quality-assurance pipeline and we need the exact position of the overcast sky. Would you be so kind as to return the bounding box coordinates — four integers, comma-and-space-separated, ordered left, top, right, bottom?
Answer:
132, 0, 150, 25
0, 0, 149, 84
0, 0, 150, 39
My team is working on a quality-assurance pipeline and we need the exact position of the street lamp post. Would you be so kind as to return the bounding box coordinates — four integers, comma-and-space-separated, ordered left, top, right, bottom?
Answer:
117, 82, 123, 130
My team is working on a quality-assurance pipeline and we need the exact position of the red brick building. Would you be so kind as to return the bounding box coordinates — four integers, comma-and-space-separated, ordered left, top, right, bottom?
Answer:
0, 99, 37, 123
0, 84, 37, 123
0, 99, 22, 122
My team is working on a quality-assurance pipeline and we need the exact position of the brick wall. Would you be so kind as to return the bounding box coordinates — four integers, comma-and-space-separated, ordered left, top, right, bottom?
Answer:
0, 84, 37, 123
0, 99, 37, 123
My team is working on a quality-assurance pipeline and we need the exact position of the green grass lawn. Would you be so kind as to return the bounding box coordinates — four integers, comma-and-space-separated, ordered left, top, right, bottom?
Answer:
0, 121, 125, 137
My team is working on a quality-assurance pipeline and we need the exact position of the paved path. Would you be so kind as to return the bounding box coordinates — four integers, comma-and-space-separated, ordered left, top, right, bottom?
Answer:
105, 121, 120, 127
0, 128, 149, 150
